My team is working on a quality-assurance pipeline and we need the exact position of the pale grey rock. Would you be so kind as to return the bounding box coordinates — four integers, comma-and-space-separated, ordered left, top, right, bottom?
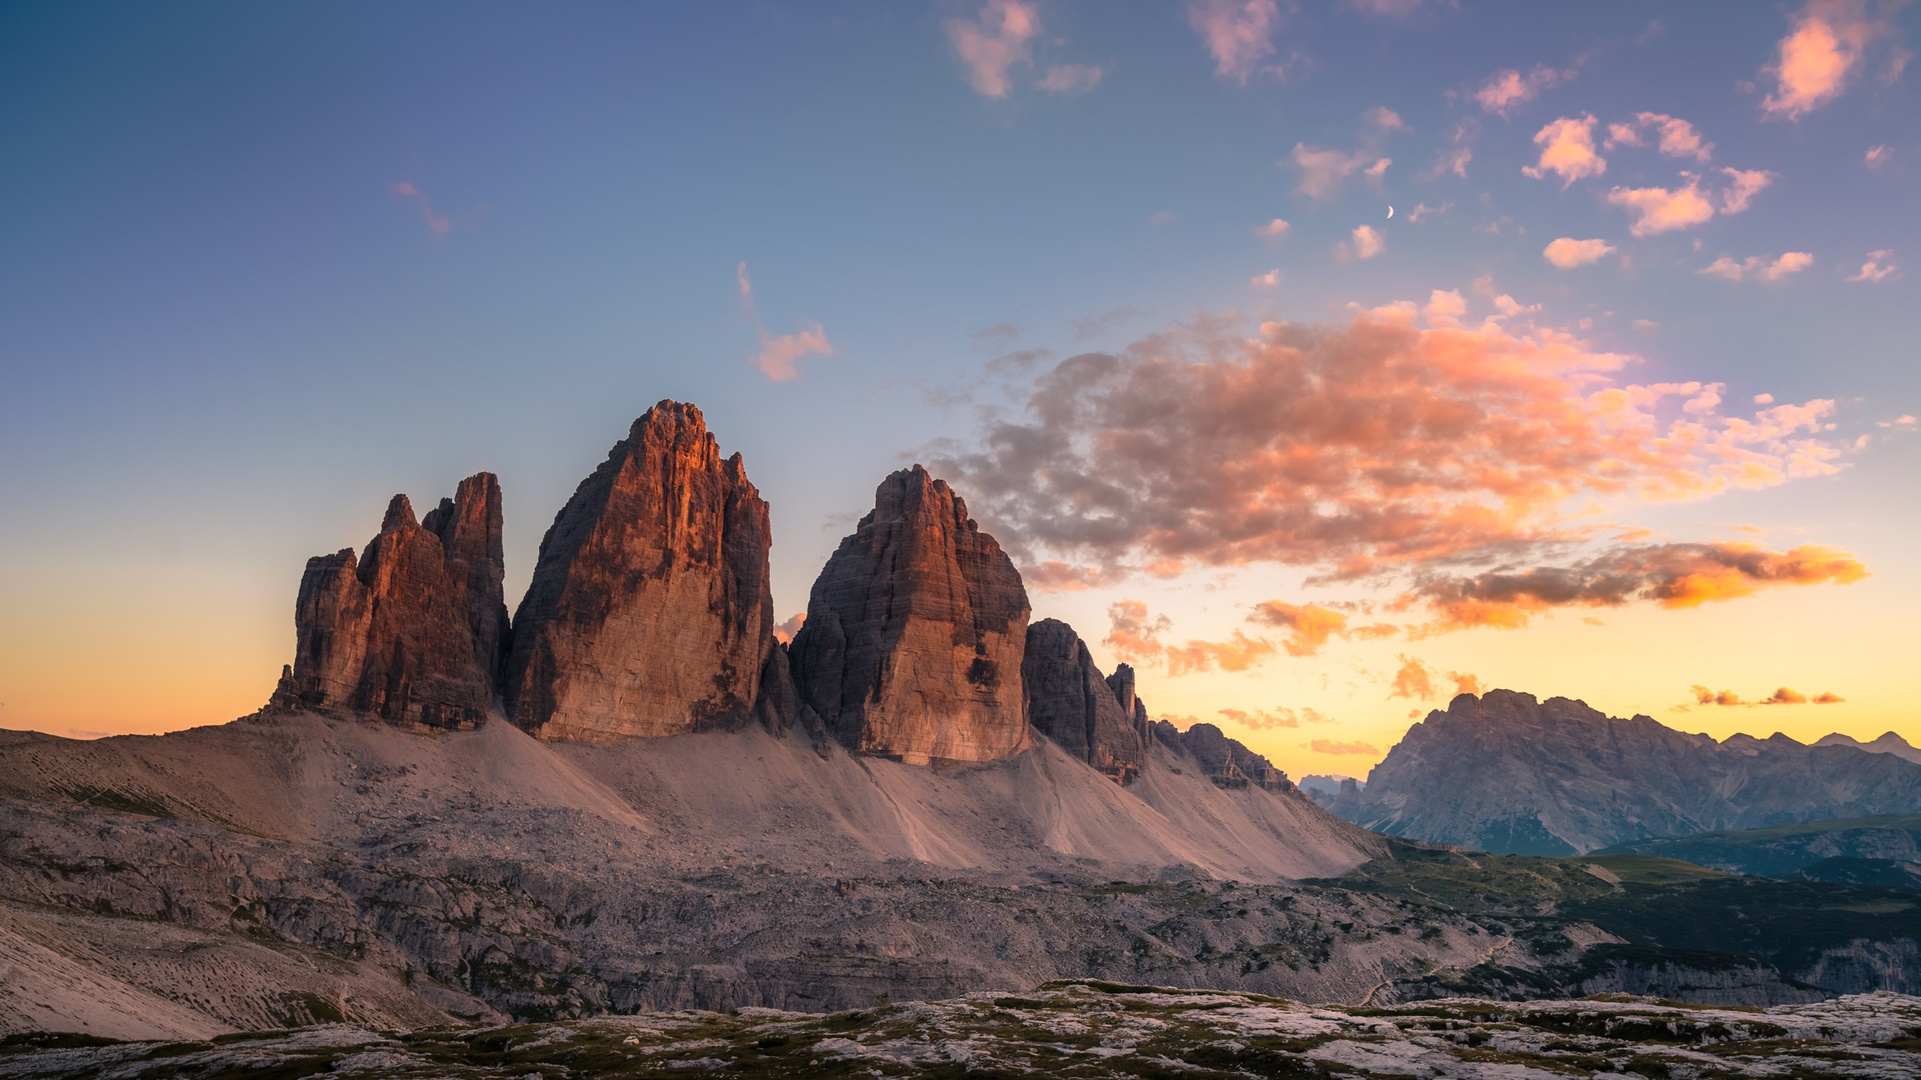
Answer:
1355, 690, 1921, 854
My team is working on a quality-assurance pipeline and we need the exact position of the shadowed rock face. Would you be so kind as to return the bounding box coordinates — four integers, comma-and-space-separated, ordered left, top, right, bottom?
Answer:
1352, 690, 1921, 855
505, 401, 776, 741
1154, 720, 1292, 791
278, 473, 508, 730
789, 466, 1030, 766
1022, 619, 1146, 783
1106, 663, 1152, 747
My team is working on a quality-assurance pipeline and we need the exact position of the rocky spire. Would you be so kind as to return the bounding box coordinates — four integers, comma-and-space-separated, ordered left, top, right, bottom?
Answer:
279, 474, 508, 730
789, 466, 1030, 766
504, 401, 777, 741
1022, 619, 1147, 783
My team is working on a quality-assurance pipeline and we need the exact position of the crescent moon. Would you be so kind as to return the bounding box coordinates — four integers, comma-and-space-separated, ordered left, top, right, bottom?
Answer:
1386, 205, 1394, 219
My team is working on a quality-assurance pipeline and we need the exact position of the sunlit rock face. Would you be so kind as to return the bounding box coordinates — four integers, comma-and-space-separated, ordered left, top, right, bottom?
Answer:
278, 472, 508, 730
789, 466, 1030, 766
504, 401, 777, 741
1022, 618, 1147, 783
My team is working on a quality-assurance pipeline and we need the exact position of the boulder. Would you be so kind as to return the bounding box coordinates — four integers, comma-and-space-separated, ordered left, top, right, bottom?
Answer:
504, 401, 777, 741
277, 473, 508, 730
789, 466, 1030, 765
1022, 619, 1146, 783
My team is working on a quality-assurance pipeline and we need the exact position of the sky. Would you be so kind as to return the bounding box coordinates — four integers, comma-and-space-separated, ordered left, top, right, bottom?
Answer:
1, 0, 1916, 781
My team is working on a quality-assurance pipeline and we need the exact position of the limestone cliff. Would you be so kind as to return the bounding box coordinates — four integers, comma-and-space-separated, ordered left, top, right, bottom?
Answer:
277, 473, 508, 730
789, 466, 1030, 765
505, 401, 776, 741
1022, 619, 1146, 783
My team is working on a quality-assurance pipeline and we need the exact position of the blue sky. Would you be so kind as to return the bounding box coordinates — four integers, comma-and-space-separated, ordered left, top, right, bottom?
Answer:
1, 1, 1915, 773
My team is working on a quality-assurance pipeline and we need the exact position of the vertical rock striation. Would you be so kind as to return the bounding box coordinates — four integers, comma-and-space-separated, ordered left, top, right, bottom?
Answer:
789, 466, 1030, 765
504, 401, 777, 741
278, 473, 508, 730
1022, 619, 1147, 783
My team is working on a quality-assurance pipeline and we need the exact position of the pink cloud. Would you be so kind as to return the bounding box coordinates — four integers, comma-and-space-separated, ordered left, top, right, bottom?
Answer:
1337, 224, 1385, 261
1189, 0, 1282, 84
1700, 252, 1814, 282
1605, 176, 1714, 236
1717, 167, 1775, 213
1865, 144, 1892, 168
1762, 0, 1907, 119
1849, 249, 1899, 282
774, 613, 806, 644
1474, 65, 1565, 116
1291, 145, 1387, 200
753, 324, 834, 382
1522, 115, 1606, 187
946, 0, 1040, 98
934, 304, 1856, 587
1543, 237, 1616, 268
1606, 112, 1714, 162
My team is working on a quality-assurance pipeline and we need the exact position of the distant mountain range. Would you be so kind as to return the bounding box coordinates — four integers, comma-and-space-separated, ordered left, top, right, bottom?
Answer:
1331, 690, 1921, 855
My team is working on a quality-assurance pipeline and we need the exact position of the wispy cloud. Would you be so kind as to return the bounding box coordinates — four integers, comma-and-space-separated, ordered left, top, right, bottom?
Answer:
1039, 64, 1104, 94
1474, 64, 1567, 116
1305, 738, 1381, 756
391, 181, 451, 238
738, 261, 835, 381
1543, 237, 1616, 268
1605, 112, 1714, 161
1105, 599, 1277, 675
1761, 0, 1908, 120
1700, 252, 1814, 282
946, 0, 1040, 98
1255, 218, 1292, 242
1218, 704, 1330, 729
1188, 0, 1283, 84
1686, 684, 1847, 708
1848, 249, 1900, 281
1865, 144, 1893, 168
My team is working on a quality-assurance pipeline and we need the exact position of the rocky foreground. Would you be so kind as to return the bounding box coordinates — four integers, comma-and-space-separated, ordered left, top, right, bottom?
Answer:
5, 983, 1920, 1079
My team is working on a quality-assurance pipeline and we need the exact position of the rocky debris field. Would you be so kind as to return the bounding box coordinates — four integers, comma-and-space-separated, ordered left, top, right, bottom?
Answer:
5, 982, 1920, 1079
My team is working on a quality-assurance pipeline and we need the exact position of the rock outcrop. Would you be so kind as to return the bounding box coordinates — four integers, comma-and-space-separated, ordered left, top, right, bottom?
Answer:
275, 473, 508, 731
504, 401, 777, 741
1350, 690, 1921, 855
1022, 619, 1146, 783
1154, 720, 1292, 791
789, 466, 1030, 765
1105, 663, 1152, 747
